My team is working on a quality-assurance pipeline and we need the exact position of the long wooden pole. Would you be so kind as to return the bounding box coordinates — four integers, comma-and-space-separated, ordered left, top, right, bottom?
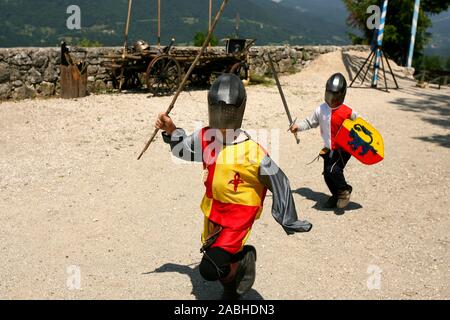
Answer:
209, 0, 212, 46
235, 12, 240, 38
123, 0, 133, 52
120, 0, 133, 91
137, 0, 230, 160
158, 0, 161, 47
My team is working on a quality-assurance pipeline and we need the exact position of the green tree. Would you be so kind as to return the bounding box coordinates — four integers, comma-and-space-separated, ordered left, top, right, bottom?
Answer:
193, 31, 218, 47
421, 55, 443, 71
446, 56, 450, 70
343, 0, 450, 65
77, 38, 103, 47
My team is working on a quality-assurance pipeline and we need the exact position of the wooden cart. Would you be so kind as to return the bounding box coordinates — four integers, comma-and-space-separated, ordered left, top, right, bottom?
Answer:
101, 38, 254, 96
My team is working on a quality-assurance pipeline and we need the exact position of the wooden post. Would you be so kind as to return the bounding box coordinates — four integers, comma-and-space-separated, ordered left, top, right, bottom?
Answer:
123, 0, 133, 52
120, 0, 133, 91
235, 13, 240, 38
208, 0, 212, 47
158, 0, 161, 47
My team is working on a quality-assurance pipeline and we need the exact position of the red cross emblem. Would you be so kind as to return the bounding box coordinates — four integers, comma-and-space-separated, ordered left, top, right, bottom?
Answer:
228, 172, 244, 192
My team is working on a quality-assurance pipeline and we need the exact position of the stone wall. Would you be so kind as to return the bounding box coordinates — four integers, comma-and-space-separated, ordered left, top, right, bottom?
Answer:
0, 45, 369, 101
248, 45, 368, 77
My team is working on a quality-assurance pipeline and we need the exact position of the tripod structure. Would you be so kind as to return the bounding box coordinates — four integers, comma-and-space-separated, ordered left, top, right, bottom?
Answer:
349, 45, 399, 92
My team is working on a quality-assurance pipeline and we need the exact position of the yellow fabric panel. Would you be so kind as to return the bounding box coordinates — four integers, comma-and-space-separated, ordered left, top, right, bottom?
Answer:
200, 195, 213, 217
201, 216, 214, 245
212, 140, 266, 206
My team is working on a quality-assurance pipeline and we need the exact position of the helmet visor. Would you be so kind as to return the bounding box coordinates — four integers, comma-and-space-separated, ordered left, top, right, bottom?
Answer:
325, 91, 344, 109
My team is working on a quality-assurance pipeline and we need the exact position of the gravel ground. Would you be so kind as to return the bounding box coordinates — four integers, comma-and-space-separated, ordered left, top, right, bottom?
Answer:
0, 50, 449, 299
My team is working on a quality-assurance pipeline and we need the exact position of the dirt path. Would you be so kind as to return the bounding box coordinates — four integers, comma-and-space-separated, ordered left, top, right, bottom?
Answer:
0, 50, 449, 299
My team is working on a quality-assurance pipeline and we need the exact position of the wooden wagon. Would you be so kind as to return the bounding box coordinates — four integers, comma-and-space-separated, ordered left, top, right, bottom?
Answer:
101, 38, 254, 96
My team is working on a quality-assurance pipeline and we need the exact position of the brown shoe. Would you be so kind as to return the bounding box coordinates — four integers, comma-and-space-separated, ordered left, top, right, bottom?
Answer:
337, 189, 351, 209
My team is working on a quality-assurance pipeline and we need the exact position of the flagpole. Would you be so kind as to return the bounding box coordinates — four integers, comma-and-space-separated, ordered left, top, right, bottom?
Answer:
371, 0, 388, 88
407, 0, 421, 68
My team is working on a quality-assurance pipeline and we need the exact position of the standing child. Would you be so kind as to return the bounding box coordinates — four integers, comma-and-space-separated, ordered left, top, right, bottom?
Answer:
291, 73, 357, 209
155, 74, 312, 299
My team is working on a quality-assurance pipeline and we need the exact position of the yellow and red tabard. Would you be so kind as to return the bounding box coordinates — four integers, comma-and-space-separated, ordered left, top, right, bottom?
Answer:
198, 128, 268, 254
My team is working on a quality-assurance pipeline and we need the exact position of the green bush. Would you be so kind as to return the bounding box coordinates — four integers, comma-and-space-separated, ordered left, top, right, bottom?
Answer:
193, 31, 218, 47
77, 38, 103, 47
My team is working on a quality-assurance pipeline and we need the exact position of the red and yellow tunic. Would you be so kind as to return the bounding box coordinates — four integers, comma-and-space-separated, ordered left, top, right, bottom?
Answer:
199, 128, 268, 254
162, 126, 312, 254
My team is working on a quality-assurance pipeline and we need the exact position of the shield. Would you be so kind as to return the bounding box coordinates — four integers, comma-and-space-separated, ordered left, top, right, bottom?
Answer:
335, 117, 384, 165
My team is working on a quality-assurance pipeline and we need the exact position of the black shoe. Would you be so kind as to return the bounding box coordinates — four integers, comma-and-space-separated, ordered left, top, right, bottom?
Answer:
220, 281, 240, 300
235, 245, 257, 296
323, 195, 338, 208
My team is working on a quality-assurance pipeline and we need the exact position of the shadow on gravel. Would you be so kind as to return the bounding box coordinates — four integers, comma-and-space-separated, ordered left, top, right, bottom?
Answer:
144, 262, 265, 300
341, 51, 408, 90
390, 90, 450, 149
293, 187, 363, 215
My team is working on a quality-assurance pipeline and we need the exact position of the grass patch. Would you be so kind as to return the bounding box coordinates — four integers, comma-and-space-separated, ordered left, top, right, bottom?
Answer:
249, 74, 275, 87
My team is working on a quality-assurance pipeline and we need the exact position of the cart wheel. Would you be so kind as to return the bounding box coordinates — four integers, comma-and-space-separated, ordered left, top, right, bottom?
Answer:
230, 62, 249, 81
146, 55, 182, 96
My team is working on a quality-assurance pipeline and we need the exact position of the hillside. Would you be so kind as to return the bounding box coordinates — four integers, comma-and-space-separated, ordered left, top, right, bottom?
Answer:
0, 0, 350, 47
426, 11, 450, 57
0, 0, 448, 56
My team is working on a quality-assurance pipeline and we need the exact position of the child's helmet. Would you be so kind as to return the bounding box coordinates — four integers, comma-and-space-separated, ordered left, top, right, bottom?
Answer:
325, 73, 347, 109
208, 73, 247, 129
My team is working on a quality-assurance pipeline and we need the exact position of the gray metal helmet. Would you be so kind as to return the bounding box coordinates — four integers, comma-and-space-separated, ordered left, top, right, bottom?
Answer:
134, 40, 150, 52
325, 73, 347, 109
208, 73, 247, 129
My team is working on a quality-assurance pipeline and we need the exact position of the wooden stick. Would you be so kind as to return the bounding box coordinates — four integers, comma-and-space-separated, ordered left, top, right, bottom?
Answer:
137, 0, 229, 160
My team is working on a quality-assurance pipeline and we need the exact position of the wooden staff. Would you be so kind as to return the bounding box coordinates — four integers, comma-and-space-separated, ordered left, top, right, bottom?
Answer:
137, 0, 230, 160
